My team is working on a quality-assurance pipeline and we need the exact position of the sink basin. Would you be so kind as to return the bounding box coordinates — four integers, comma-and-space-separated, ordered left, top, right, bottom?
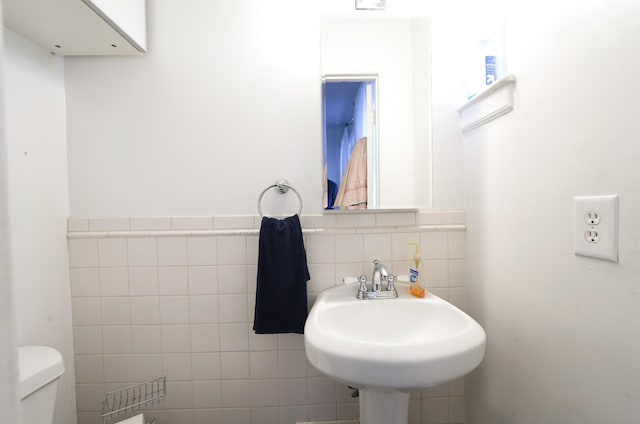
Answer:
304, 282, 486, 424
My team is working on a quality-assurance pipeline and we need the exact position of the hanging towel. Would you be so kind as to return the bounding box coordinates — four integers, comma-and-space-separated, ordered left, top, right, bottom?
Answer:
335, 137, 368, 210
253, 214, 310, 334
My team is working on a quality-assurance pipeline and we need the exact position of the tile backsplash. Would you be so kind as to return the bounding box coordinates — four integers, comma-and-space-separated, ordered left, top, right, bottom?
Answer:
68, 211, 467, 424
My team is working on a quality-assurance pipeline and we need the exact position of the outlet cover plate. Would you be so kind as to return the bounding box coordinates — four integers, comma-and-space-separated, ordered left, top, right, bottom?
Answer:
573, 195, 619, 262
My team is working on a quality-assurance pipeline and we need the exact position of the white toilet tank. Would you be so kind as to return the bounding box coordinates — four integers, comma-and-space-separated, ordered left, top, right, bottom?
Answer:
18, 346, 65, 424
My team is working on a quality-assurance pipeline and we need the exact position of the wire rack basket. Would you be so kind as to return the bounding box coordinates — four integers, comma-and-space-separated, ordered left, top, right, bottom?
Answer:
100, 377, 166, 424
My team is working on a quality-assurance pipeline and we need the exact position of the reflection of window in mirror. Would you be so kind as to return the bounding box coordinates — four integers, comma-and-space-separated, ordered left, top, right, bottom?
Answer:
323, 77, 378, 210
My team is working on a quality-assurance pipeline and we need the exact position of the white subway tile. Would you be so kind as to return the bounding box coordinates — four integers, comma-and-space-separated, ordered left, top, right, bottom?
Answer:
307, 263, 336, 293
420, 232, 448, 260
218, 294, 246, 323
221, 351, 250, 379
219, 323, 249, 351
422, 397, 449, 423
132, 354, 162, 382
172, 216, 213, 230
190, 324, 220, 352
307, 377, 337, 404
89, 217, 130, 232
277, 334, 304, 350
217, 265, 246, 294
188, 266, 218, 295
164, 381, 194, 409
130, 217, 171, 231
164, 409, 194, 424
101, 297, 131, 325
191, 353, 221, 380
448, 287, 467, 311
250, 380, 279, 407
279, 378, 308, 406
158, 237, 188, 266
334, 234, 364, 263
309, 403, 338, 421
188, 237, 217, 266
102, 326, 132, 354
246, 236, 259, 265
222, 407, 251, 424
217, 236, 247, 265
161, 325, 191, 353
249, 351, 278, 379
162, 353, 193, 381
70, 268, 101, 297
130, 297, 160, 325
127, 238, 158, 266
103, 355, 133, 383
99, 268, 129, 296
375, 212, 416, 227
68, 217, 89, 232
214, 215, 255, 229
281, 406, 310, 424
278, 350, 308, 379
448, 259, 465, 288
74, 355, 105, 384
423, 260, 448, 289
159, 267, 188, 295
131, 326, 162, 353
300, 214, 336, 229
73, 326, 103, 354
391, 232, 420, 261
363, 233, 392, 263
193, 381, 222, 409
160, 296, 190, 324
305, 234, 335, 264
190, 295, 219, 324
129, 267, 159, 296
454, 210, 467, 225
448, 232, 466, 259
72, 298, 102, 326
416, 211, 455, 225
69, 239, 99, 268
75, 383, 105, 412
98, 239, 128, 267
221, 380, 251, 408
335, 213, 376, 228
449, 396, 466, 423
251, 406, 280, 422
248, 333, 277, 351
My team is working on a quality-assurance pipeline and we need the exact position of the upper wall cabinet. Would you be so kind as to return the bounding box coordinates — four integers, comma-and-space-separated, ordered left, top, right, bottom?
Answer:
3, 0, 147, 55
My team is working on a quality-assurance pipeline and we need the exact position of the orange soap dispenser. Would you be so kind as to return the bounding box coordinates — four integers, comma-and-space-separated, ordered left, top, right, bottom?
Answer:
408, 243, 425, 298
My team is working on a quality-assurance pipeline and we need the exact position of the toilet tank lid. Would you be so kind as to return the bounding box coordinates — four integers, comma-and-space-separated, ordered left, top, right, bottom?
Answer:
18, 346, 65, 399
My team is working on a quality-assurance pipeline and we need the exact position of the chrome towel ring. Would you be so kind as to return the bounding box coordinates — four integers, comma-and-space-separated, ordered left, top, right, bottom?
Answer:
258, 179, 303, 218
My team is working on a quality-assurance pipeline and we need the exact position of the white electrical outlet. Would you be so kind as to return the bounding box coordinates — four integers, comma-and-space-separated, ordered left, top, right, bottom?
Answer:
573, 195, 619, 262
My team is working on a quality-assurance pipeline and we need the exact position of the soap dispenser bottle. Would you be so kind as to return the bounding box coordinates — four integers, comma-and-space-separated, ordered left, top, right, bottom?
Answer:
408, 243, 425, 298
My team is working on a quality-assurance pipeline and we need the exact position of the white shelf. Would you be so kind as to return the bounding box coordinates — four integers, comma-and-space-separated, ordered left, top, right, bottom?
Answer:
458, 74, 517, 133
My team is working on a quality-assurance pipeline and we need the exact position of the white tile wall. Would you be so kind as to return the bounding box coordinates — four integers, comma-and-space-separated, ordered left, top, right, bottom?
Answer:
68, 211, 466, 424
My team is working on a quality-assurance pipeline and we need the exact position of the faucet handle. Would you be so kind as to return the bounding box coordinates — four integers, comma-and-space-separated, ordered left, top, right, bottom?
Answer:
386, 274, 396, 291
358, 274, 368, 294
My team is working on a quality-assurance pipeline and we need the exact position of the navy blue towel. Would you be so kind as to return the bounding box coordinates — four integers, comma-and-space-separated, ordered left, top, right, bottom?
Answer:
253, 214, 310, 334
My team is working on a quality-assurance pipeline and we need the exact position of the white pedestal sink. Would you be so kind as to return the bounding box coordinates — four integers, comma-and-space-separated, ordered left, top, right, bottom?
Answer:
304, 282, 486, 424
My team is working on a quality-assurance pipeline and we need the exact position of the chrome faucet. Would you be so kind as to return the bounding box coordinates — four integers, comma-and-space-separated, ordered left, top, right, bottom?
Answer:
355, 260, 398, 300
371, 259, 389, 292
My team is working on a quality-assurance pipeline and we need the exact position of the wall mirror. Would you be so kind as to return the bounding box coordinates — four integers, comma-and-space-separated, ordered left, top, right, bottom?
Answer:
321, 15, 432, 211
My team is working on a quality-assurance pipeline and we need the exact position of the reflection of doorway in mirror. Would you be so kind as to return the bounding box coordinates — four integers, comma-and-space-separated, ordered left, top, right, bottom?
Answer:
322, 77, 378, 210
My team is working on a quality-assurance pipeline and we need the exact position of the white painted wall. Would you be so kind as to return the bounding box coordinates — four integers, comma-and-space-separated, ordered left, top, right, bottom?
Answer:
464, 0, 640, 421
0, 5, 19, 423
4, 29, 77, 424
64, 0, 467, 216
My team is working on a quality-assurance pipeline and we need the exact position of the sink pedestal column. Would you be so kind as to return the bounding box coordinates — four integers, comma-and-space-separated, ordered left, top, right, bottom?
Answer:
359, 389, 410, 424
